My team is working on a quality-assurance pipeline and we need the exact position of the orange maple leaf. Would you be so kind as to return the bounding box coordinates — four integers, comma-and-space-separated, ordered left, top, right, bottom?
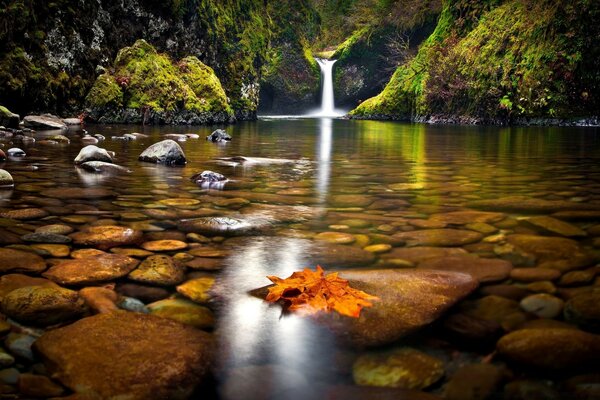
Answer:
265, 266, 378, 318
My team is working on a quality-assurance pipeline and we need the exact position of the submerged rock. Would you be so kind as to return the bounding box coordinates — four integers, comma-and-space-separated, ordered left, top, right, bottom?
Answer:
7, 148, 25, 157
0, 248, 46, 273
138, 139, 186, 165
206, 128, 231, 142
70, 225, 143, 249
497, 328, 600, 369
564, 291, 600, 331
353, 347, 444, 389
392, 229, 483, 247
43, 254, 139, 285
309, 269, 478, 347
73, 145, 114, 164
417, 254, 513, 283
0, 169, 14, 187
33, 311, 214, 399
191, 170, 227, 188
1, 286, 87, 326
23, 114, 66, 130
179, 216, 269, 236
79, 161, 131, 174
128, 255, 186, 286
147, 298, 215, 329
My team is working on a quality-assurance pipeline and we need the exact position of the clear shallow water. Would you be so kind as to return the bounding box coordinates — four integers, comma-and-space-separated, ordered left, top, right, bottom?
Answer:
1, 119, 600, 399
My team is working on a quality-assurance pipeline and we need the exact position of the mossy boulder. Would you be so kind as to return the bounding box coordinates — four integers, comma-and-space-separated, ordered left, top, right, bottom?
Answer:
85, 39, 234, 125
0, 105, 19, 129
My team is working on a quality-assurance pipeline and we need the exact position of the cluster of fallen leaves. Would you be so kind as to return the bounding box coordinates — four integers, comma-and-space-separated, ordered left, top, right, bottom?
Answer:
265, 266, 378, 318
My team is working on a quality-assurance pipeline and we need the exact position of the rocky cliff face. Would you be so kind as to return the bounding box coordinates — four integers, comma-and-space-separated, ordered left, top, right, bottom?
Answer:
350, 0, 600, 123
0, 0, 319, 121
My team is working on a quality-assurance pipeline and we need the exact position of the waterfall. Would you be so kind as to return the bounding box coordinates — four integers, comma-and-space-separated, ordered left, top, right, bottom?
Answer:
314, 58, 343, 117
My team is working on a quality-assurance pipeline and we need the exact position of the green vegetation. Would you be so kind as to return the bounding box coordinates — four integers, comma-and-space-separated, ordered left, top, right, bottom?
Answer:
352, 0, 600, 121
86, 40, 232, 118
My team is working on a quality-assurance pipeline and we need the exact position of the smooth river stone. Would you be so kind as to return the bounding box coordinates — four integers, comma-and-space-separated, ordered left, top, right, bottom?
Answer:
510, 268, 561, 282
178, 217, 271, 236
506, 234, 594, 270
0, 274, 58, 298
35, 224, 74, 235
33, 311, 213, 399
30, 244, 70, 257
176, 276, 216, 304
43, 254, 139, 285
185, 257, 224, 271
497, 328, 600, 369
0, 248, 46, 273
141, 240, 188, 252
392, 229, 483, 247
41, 187, 117, 199
521, 216, 587, 237
353, 347, 444, 389
147, 298, 214, 329
1, 286, 87, 326
21, 232, 72, 243
520, 294, 564, 319
70, 225, 143, 250
469, 196, 600, 212
311, 269, 478, 347
417, 254, 513, 283
128, 255, 185, 286
330, 195, 373, 208
159, 198, 201, 207
314, 232, 356, 244
380, 247, 468, 264
429, 211, 506, 225
0, 208, 49, 220
188, 247, 229, 258
564, 291, 600, 332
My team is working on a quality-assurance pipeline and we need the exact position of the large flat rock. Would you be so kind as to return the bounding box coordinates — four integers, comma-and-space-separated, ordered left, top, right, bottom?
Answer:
43, 254, 139, 285
313, 269, 478, 347
33, 311, 213, 399
392, 229, 483, 247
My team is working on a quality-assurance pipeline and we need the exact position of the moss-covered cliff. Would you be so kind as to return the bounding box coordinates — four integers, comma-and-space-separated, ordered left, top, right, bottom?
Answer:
351, 0, 600, 123
0, 0, 318, 121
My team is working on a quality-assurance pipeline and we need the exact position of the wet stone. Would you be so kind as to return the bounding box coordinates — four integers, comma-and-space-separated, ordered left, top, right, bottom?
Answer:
503, 380, 561, 400
443, 364, 505, 400
429, 211, 505, 225
364, 244, 392, 253
147, 298, 215, 329
306, 269, 478, 347
0, 169, 13, 187
353, 347, 444, 390
460, 295, 521, 325
1, 286, 87, 326
70, 225, 143, 250
43, 254, 139, 285
510, 268, 561, 282
526, 281, 557, 294
116, 283, 170, 303
73, 145, 113, 164
41, 187, 117, 199
314, 231, 356, 244
497, 328, 600, 369
380, 247, 467, 264
4, 333, 36, 361
176, 276, 216, 304
140, 239, 188, 252
17, 373, 65, 398
392, 229, 483, 247
330, 195, 373, 208
27, 243, 69, 257
21, 232, 72, 243
417, 254, 512, 283
0, 208, 48, 220
79, 286, 119, 314
520, 294, 564, 319
521, 216, 587, 237
159, 198, 201, 207
70, 248, 107, 258
559, 270, 595, 286
138, 139, 186, 165
110, 247, 154, 258
185, 257, 223, 271
564, 291, 600, 332
0, 274, 58, 298
35, 224, 73, 235
179, 217, 270, 237
128, 255, 185, 286
0, 248, 46, 273
33, 311, 213, 399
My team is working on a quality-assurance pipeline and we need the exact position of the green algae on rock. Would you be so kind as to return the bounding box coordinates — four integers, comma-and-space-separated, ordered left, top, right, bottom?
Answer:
86, 39, 234, 124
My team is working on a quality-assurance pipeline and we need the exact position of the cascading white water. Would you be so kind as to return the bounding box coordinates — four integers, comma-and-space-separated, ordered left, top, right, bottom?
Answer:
314, 58, 343, 117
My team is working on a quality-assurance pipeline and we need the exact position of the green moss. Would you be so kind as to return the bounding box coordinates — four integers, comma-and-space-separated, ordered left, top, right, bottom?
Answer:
85, 73, 123, 108
352, 0, 600, 120
86, 39, 232, 117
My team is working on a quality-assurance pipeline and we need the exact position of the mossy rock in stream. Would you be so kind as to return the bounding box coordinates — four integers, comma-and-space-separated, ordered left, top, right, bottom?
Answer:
0, 105, 20, 129
85, 39, 234, 125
